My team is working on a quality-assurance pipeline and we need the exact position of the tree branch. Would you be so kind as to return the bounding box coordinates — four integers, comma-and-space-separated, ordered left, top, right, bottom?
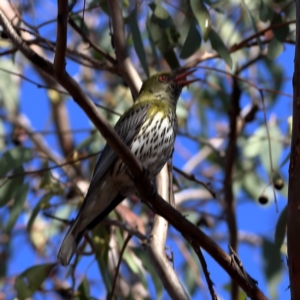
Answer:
147, 164, 189, 300
107, 0, 142, 98
288, 0, 300, 298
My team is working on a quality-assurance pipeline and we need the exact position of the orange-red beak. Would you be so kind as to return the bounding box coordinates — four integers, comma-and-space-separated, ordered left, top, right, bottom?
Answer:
175, 69, 197, 87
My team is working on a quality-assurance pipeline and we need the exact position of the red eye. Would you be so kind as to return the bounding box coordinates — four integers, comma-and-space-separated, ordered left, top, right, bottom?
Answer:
158, 75, 168, 82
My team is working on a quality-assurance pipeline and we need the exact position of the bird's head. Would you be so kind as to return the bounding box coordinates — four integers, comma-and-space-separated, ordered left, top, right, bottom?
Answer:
137, 69, 197, 106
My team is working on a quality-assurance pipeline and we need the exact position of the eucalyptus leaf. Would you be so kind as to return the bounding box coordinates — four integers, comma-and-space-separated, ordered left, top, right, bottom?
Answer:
259, 0, 274, 22
6, 183, 29, 233
274, 205, 287, 248
127, 8, 149, 77
132, 247, 163, 299
0, 147, 33, 176
267, 38, 284, 60
242, 0, 262, 50
147, 15, 180, 70
0, 167, 24, 207
209, 29, 232, 68
14, 263, 56, 299
27, 193, 53, 233
180, 25, 201, 59
0, 59, 20, 113
190, 0, 211, 41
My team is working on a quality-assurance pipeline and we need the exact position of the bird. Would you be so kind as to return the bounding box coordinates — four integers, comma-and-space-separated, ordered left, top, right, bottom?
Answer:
58, 69, 196, 266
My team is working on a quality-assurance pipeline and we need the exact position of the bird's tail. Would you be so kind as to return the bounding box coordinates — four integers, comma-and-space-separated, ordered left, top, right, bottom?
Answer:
57, 215, 85, 266
57, 193, 125, 266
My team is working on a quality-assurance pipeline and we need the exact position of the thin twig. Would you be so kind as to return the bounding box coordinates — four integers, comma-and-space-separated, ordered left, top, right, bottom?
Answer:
189, 240, 218, 300
109, 233, 132, 300
173, 166, 216, 198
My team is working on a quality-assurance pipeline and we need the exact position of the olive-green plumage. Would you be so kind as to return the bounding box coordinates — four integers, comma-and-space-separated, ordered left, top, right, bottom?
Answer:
58, 70, 195, 266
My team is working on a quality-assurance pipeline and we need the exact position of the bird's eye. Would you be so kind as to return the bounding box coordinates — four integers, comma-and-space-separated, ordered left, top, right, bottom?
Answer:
158, 75, 168, 82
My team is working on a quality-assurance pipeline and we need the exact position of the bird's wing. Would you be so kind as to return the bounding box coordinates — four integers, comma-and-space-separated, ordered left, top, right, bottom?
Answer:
86, 102, 151, 194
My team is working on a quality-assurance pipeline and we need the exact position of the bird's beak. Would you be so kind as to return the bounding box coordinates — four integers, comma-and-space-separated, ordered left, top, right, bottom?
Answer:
175, 69, 197, 87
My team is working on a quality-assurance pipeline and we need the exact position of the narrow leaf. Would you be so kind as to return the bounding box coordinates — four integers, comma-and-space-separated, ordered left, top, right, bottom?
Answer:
6, 183, 29, 233
132, 247, 163, 299
209, 29, 232, 68
242, 0, 262, 50
259, 0, 274, 22
27, 193, 53, 232
274, 205, 287, 248
147, 16, 180, 70
127, 8, 149, 77
14, 263, 56, 299
0, 147, 33, 176
0, 167, 24, 207
190, 0, 211, 41
180, 25, 201, 59
267, 38, 283, 60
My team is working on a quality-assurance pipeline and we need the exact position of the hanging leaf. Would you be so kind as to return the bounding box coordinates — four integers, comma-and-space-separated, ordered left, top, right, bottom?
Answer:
271, 13, 290, 42
73, 277, 92, 300
0, 147, 33, 176
132, 247, 163, 299
259, 124, 283, 174
259, 0, 274, 22
92, 224, 112, 291
0, 167, 24, 207
147, 14, 180, 70
262, 239, 282, 300
14, 263, 56, 299
209, 29, 232, 68
267, 38, 284, 60
0, 59, 20, 114
27, 193, 53, 233
69, 15, 90, 37
6, 183, 29, 233
180, 24, 201, 59
242, 0, 262, 50
274, 205, 287, 248
190, 0, 211, 41
149, 3, 174, 28
127, 8, 149, 77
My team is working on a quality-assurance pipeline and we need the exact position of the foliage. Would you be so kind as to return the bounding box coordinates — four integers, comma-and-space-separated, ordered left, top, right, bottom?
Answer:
0, 0, 294, 299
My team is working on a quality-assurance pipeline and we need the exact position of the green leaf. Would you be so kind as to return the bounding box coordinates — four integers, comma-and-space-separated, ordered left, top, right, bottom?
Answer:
260, 124, 283, 174
274, 205, 287, 248
132, 247, 163, 299
73, 277, 91, 300
149, 3, 174, 28
92, 225, 112, 291
190, 0, 211, 41
14, 263, 56, 299
262, 239, 282, 299
0, 147, 33, 176
0, 167, 24, 207
242, 0, 262, 50
243, 124, 283, 174
259, 0, 274, 22
267, 38, 283, 60
0, 59, 20, 113
147, 15, 180, 70
180, 25, 201, 59
272, 14, 290, 42
27, 193, 53, 233
127, 8, 149, 77
6, 183, 29, 233
208, 29, 232, 68
69, 15, 89, 37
